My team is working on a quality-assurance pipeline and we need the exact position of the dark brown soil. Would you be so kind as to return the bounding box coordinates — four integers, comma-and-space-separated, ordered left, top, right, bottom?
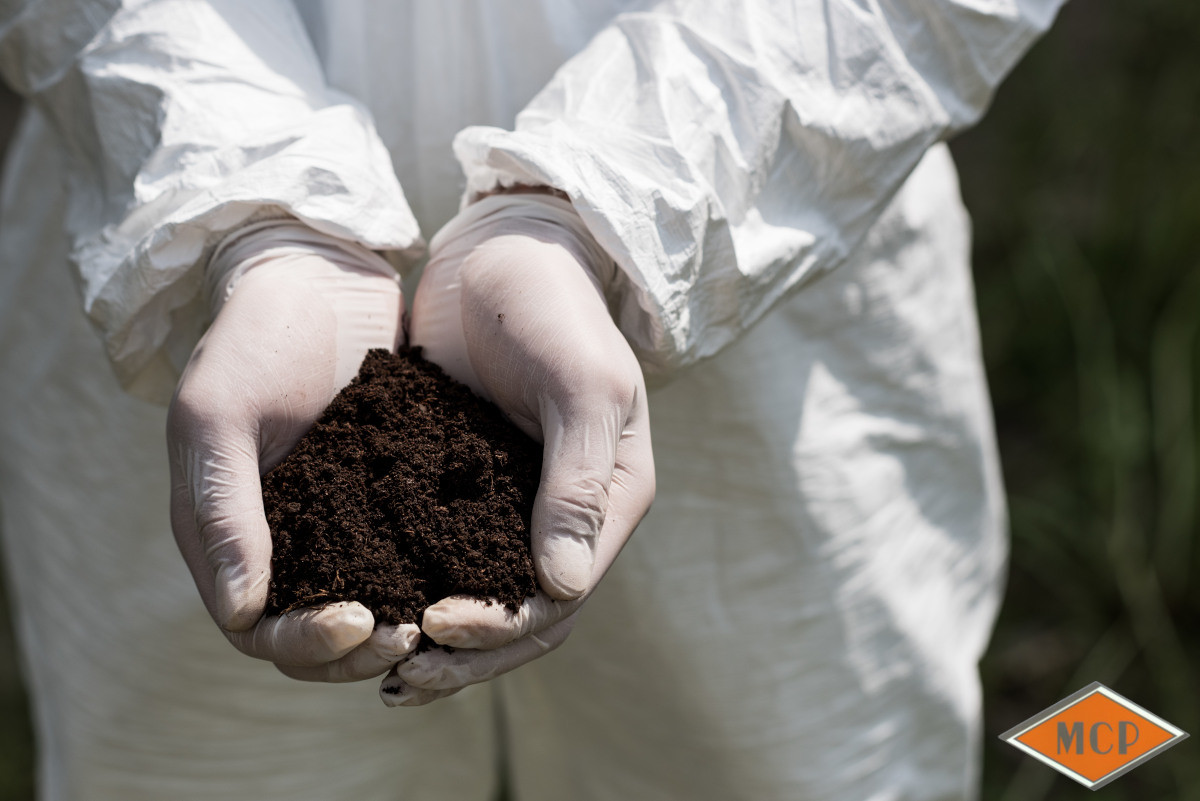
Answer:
262, 347, 541, 628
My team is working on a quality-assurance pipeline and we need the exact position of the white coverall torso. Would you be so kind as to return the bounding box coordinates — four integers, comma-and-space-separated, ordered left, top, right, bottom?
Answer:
0, 1, 1059, 798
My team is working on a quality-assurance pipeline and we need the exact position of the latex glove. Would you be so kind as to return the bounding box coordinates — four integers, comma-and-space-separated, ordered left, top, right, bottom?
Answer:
380, 193, 655, 706
168, 222, 421, 682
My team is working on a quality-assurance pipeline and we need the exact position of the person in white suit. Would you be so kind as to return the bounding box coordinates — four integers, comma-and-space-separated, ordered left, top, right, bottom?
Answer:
0, 1, 1060, 798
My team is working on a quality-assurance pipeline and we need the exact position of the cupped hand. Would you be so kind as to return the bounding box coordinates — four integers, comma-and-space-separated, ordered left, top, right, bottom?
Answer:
382, 194, 655, 705
167, 226, 420, 681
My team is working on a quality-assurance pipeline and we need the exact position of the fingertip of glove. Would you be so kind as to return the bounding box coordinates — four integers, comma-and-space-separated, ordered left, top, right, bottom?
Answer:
535, 533, 595, 600
420, 603, 463, 643
421, 598, 492, 648
216, 595, 263, 633
379, 675, 412, 707
380, 623, 423, 658
536, 559, 590, 601
315, 602, 375, 655
334, 601, 376, 629
214, 565, 271, 631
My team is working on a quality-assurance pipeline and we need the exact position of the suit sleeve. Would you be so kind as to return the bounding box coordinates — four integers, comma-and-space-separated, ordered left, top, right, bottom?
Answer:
0, 0, 421, 400
453, 0, 1063, 374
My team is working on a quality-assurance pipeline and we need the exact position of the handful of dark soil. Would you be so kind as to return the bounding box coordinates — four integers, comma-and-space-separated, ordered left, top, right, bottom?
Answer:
262, 347, 541, 626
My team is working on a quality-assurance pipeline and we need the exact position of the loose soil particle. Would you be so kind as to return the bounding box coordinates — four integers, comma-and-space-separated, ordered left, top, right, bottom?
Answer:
262, 347, 541, 628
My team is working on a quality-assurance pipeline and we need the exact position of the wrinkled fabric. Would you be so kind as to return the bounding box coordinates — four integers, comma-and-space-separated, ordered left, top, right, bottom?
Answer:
0, 0, 422, 400
0, 1, 1060, 799
504, 144, 1010, 800
455, 0, 1058, 374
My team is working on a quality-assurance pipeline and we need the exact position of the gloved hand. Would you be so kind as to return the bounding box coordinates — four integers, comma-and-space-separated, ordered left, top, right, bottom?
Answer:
167, 222, 421, 682
380, 192, 655, 706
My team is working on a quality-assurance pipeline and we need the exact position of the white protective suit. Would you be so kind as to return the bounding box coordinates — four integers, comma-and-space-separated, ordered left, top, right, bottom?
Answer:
0, 1, 1061, 799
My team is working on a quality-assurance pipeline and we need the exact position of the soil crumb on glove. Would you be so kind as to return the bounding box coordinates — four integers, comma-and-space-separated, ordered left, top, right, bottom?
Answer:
263, 347, 541, 626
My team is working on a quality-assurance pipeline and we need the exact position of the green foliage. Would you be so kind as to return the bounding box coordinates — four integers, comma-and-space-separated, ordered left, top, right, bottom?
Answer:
951, 0, 1200, 797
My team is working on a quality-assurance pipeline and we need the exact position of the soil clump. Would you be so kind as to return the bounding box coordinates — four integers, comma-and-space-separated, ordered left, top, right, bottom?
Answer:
262, 347, 541, 628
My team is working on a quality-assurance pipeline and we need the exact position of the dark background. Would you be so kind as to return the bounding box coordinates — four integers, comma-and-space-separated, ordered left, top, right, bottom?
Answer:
2, 0, 1197, 798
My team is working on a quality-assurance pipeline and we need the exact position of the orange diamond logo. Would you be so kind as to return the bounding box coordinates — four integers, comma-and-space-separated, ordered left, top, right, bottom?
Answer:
1000, 682, 1188, 790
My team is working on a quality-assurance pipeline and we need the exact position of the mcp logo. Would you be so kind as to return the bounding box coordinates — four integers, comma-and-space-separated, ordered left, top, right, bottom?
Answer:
999, 682, 1188, 790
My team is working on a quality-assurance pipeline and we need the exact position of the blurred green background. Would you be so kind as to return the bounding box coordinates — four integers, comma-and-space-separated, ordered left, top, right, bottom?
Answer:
1, 0, 1198, 798
957, 0, 1200, 798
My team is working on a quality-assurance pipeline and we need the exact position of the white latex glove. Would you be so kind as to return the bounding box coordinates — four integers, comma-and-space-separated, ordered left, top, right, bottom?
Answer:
168, 222, 421, 682
380, 192, 655, 706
